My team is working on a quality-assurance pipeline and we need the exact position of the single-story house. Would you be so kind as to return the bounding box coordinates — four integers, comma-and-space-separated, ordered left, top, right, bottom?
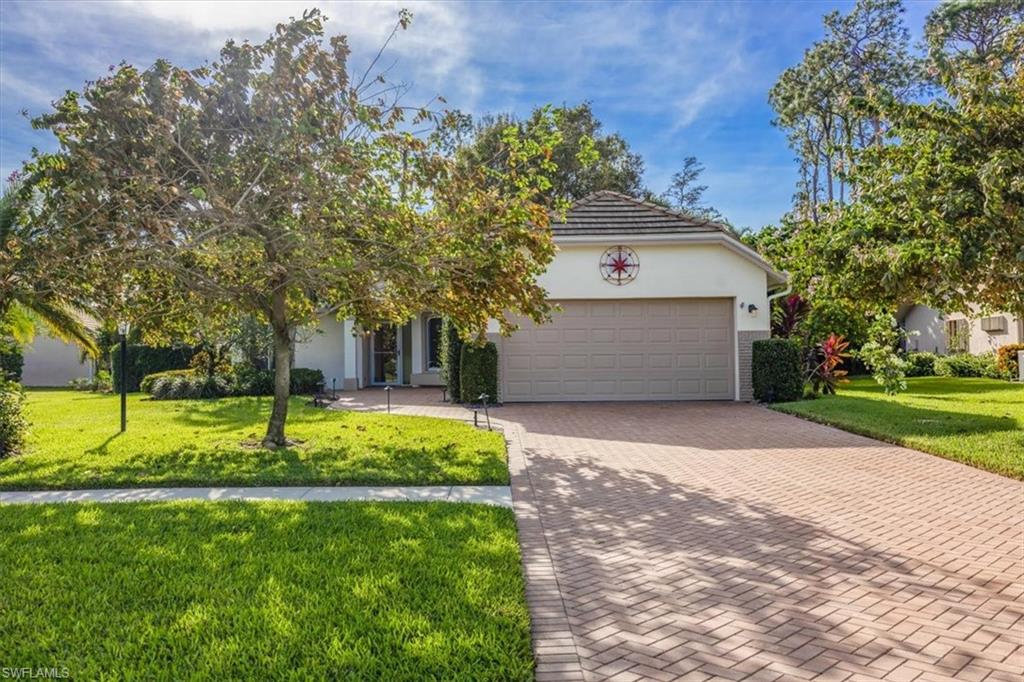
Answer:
898, 304, 1023, 355
295, 191, 787, 401
21, 328, 95, 387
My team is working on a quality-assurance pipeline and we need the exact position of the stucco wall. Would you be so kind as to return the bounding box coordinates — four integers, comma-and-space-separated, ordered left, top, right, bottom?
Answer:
537, 242, 771, 333
945, 310, 1023, 355
901, 304, 1023, 355
21, 331, 93, 387
293, 316, 346, 390
902, 304, 947, 354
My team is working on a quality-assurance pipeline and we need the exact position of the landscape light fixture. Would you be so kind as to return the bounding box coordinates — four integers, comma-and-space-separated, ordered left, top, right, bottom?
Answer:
384, 385, 392, 414
117, 320, 131, 432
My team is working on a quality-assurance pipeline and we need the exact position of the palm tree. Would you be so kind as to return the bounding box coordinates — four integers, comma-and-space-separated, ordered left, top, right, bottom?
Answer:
0, 183, 99, 357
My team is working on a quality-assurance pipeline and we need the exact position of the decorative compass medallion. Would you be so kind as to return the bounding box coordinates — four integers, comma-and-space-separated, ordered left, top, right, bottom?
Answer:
599, 246, 639, 285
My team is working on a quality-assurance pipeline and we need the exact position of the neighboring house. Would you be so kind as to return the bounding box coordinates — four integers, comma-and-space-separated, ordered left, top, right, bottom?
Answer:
21, 328, 95, 387
294, 191, 786, 401
898, 304, 1023, 355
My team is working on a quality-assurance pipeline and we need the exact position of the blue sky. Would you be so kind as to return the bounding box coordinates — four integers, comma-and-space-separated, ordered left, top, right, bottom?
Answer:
0, 0, 937, 230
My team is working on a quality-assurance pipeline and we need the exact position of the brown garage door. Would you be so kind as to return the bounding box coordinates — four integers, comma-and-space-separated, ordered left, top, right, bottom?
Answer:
501, 299, 734, 401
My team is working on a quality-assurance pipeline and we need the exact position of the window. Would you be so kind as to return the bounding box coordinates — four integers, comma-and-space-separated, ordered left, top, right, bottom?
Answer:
945, 318, 969, 353
427, 317, 443, 370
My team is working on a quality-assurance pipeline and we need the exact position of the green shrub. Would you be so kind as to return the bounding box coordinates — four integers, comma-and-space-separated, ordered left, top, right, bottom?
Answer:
68, 370, 113, 393
934, 352, 1007, 379
460, 342, 498, 405
996, 343, 1024, 379
112, 344, 194, 392
0, 379, 26, 458
752, 339, 803, 403
0, 336, 23, 381
290, 368, 324, 394
140, 369, 196, 393
150, 374, 231, 400
231, 366, 275, 396
904, 351, 938, 377
440, 319, 464, 402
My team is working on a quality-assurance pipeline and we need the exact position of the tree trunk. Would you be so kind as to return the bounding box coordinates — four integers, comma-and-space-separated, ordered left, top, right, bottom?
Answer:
263, 288, 291, 448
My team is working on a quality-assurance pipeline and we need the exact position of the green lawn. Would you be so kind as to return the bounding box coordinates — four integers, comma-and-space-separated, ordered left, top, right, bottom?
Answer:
0, 501, 532, 680
0, 390, 507, 490
772, 376, 1024, 479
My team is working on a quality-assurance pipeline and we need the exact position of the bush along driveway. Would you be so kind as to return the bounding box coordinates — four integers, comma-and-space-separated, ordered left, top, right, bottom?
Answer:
0, 390, 508, 490
772, 376, 1024, 479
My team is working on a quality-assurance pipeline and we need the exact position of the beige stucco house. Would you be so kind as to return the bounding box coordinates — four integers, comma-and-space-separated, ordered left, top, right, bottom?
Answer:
295, 191, 787, 401
898, 304, 1023, 355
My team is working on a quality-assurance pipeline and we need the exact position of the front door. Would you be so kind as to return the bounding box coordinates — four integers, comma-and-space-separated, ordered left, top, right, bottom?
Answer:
371, 325, 400, 384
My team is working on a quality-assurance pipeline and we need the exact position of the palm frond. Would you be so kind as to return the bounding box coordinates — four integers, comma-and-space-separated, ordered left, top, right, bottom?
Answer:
18, 299, 100, 358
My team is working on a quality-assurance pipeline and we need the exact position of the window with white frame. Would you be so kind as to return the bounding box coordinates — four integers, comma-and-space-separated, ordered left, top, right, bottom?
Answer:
426, 317, 443, 370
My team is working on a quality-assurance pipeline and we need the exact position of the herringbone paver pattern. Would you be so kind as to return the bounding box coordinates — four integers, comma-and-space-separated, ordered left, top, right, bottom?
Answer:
340, 390, 1024, 681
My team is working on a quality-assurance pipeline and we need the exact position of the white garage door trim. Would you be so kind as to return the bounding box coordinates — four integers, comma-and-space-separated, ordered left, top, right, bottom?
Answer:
500, 298, 735, 402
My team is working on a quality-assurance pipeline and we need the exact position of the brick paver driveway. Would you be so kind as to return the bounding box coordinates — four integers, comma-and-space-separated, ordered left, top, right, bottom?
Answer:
340, 390, 1024, 681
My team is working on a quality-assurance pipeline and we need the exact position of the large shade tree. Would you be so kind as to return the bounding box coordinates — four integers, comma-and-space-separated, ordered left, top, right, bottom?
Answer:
26, 10, 564, 446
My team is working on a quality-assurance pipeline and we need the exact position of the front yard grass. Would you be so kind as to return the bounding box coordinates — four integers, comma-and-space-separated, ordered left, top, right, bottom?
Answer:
772, 376, 1024, 479
0, 501, 532, 680
0, 390, 507, 490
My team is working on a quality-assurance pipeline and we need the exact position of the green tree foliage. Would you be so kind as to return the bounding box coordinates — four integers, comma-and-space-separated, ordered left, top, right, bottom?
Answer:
812, 4, 1024, 315
769, 0, 919, 221
759, 0, 1023, 344
660, 156, 721, 221
0, 186, 99, 357
26, 10, 564, 447
460, 102, 637, 202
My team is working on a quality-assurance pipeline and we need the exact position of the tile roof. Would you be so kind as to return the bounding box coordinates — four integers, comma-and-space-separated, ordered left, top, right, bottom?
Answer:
551, 190, 729, 236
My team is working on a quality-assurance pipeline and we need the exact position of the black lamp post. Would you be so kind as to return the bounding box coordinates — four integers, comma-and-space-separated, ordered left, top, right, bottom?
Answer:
118, 320, 130, 432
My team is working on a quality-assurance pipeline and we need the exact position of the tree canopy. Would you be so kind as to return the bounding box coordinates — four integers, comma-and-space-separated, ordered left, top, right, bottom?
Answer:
762, 0, 1023, 327
23, 10, 566, 445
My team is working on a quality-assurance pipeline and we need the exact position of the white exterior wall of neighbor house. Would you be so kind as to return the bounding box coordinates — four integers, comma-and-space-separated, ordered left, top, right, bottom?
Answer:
903, 304, 948, 354
901, 304, 1023, 355
21, 330, 93, 387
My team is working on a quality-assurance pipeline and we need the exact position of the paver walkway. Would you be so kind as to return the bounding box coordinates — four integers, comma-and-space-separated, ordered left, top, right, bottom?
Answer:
343, 388, 1024, 682
0, 485, 511, 506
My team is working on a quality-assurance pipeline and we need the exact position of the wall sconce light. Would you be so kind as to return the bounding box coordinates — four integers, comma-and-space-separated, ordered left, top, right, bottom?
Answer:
747, 304, 759, 316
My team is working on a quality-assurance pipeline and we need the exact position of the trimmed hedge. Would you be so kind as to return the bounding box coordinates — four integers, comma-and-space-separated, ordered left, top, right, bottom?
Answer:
140, 369, 196, 393
0, 336, 23, 381
143, 366, 324, 399
440, 319, 464, 402
0, 379, 26, 458
904, 351, 938, 377
290, 368, 325, 395
752, 338, 803, 403
151, 375, 232, 400
112, 344, 194, 392
460, 342, 498, 405
934, 352, 1007, 379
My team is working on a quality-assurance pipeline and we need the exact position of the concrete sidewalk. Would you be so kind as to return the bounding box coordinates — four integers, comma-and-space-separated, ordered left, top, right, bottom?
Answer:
0, 485, 512, 507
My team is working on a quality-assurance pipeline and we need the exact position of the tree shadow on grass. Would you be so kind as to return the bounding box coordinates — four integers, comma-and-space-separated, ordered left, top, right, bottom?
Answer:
1, 501, 533, 680
519, 448, 1023, 679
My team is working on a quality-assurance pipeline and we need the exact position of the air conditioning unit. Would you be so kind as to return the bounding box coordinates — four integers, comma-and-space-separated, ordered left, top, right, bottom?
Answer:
980, 316, 1007, 333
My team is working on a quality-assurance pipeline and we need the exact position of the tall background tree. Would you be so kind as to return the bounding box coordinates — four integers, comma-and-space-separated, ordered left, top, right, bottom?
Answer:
760, 0, 1023, 333
26, 10, 567, 447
